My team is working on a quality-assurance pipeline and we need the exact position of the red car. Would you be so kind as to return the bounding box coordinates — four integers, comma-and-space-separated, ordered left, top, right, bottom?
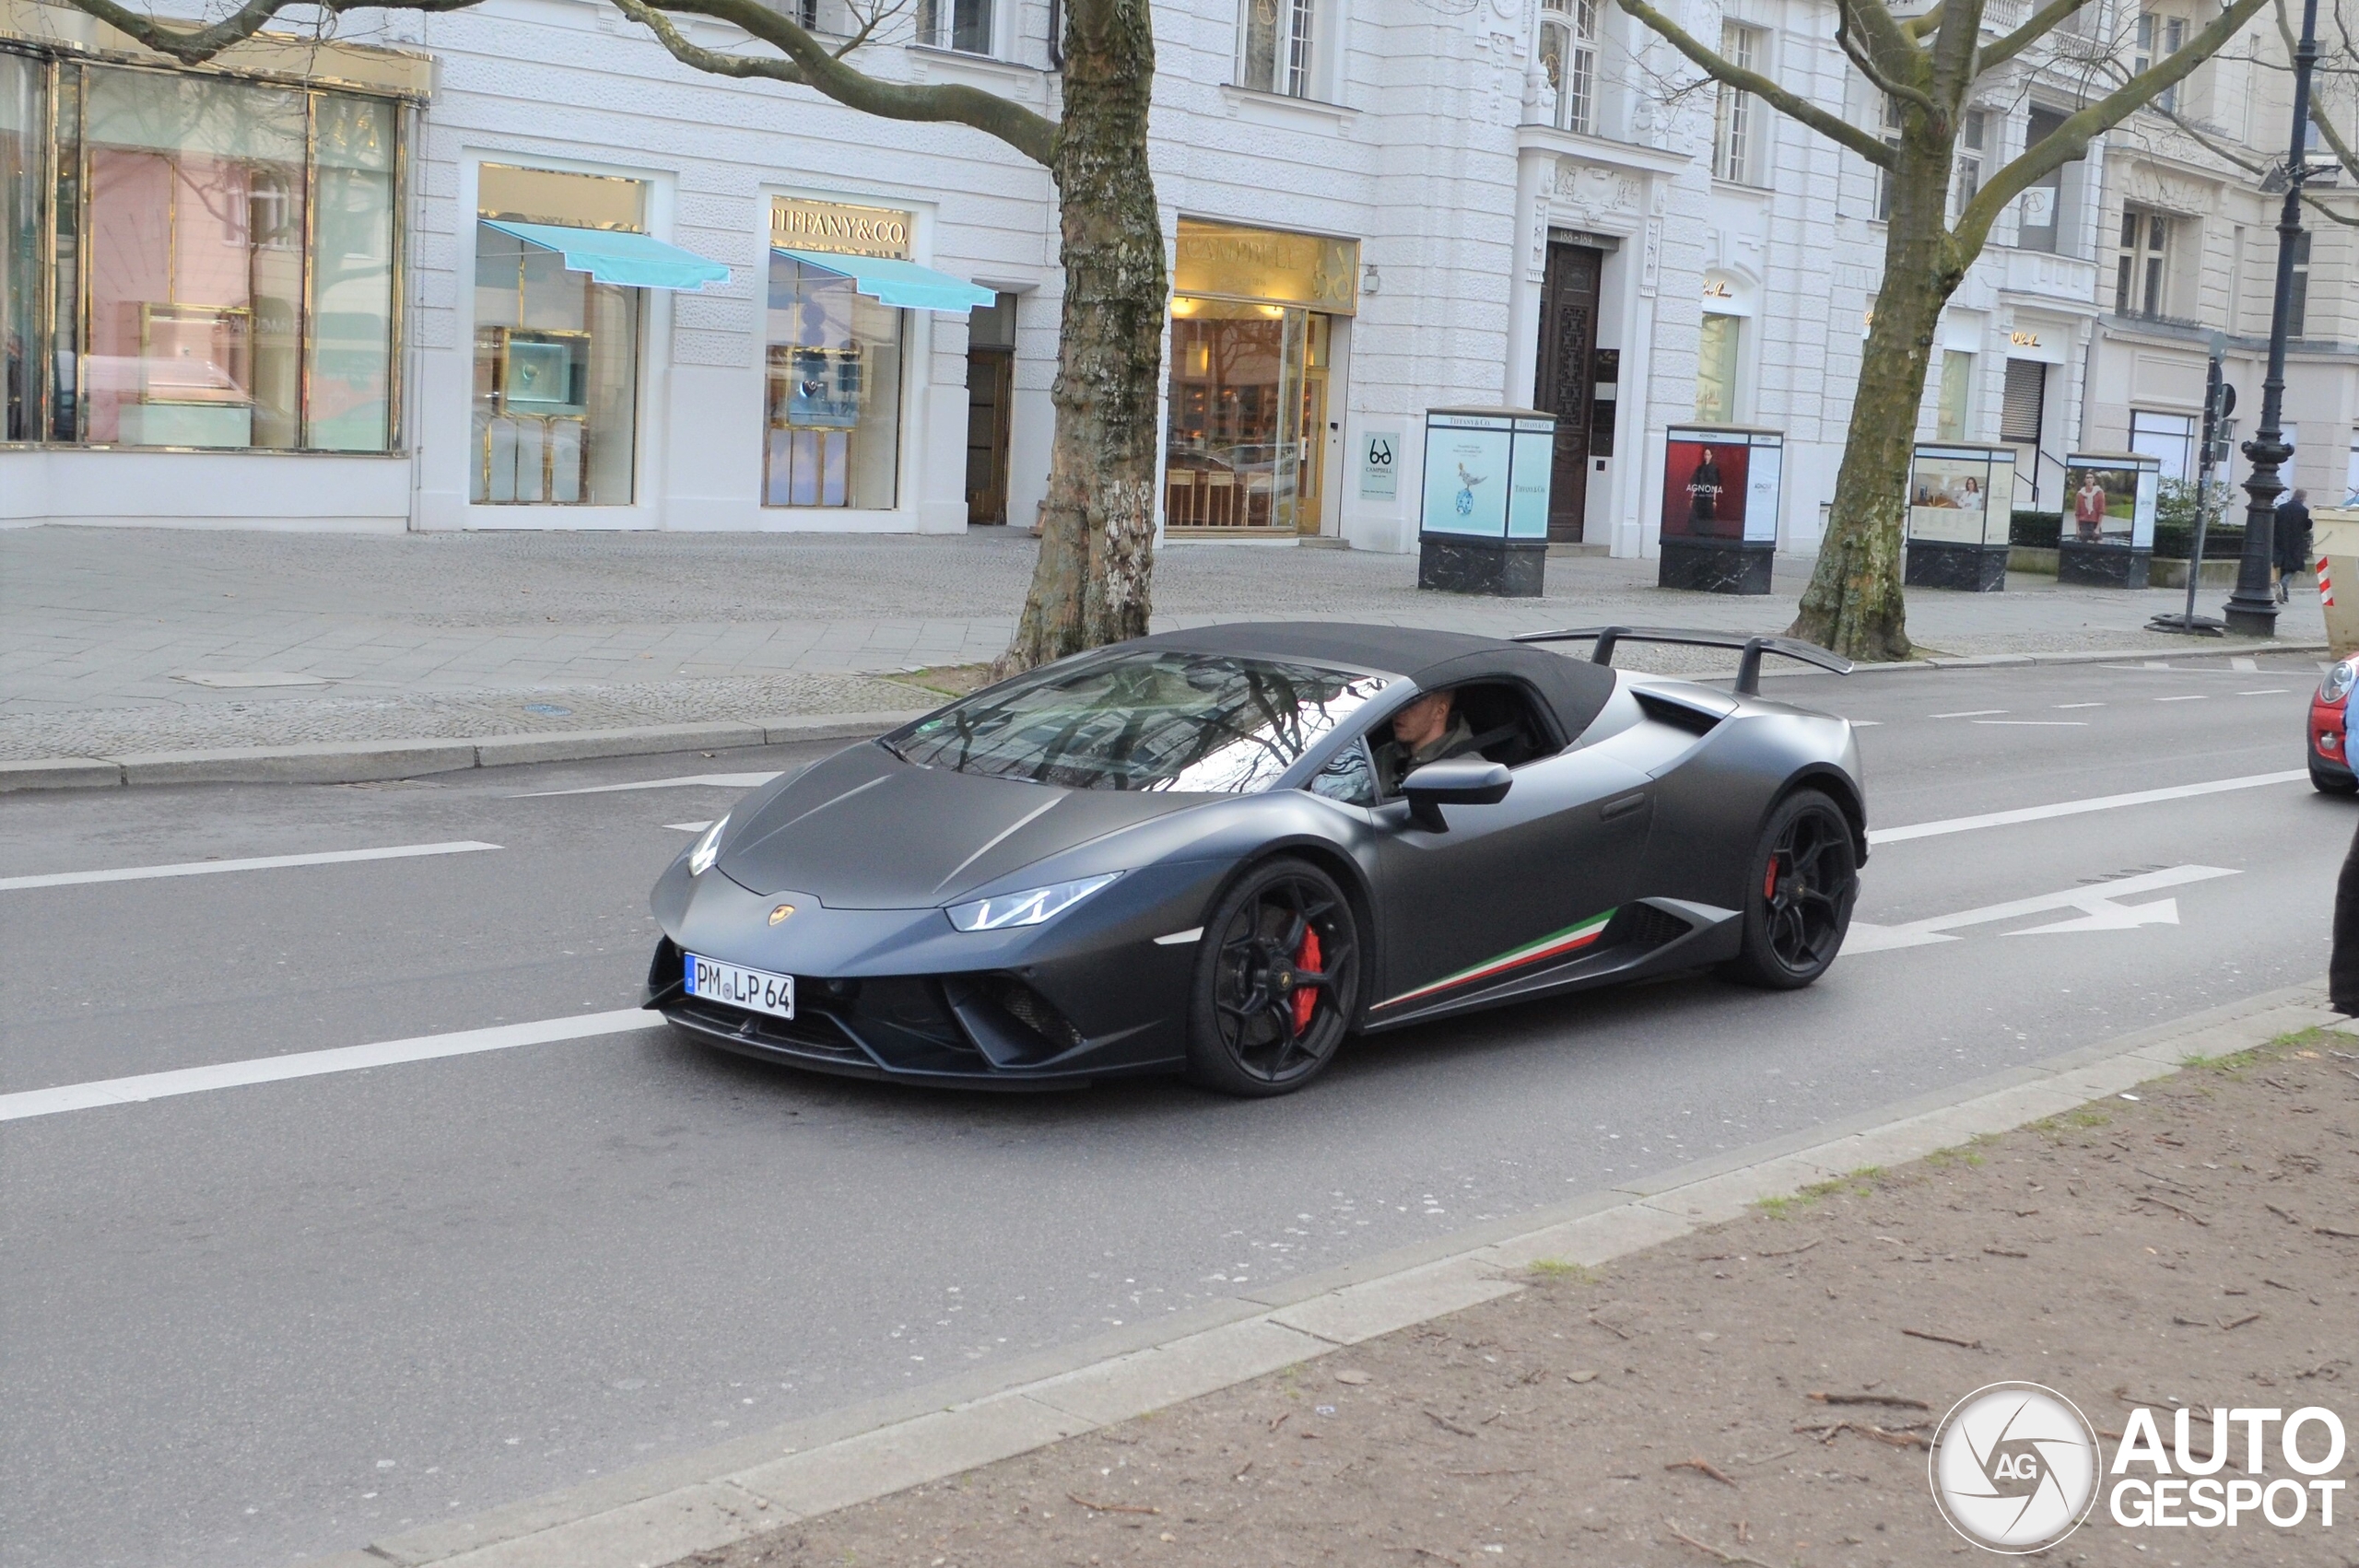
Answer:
2312, 655, 2357, 793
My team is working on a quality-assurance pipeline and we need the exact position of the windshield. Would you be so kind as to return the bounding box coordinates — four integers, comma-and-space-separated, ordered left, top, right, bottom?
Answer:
891, 650, 1392, 792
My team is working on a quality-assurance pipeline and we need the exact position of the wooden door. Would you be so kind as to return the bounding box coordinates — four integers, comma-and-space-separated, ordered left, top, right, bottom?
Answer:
1535, 243, 1602, 543
965, 347, 1013, 524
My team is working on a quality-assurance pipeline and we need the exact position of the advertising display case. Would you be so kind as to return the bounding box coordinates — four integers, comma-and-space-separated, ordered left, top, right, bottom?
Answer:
2059, 451, 2161, 588
1904, 442, 2017, 591
1416, 407, 1555, 596
1660, 425, 1782, 594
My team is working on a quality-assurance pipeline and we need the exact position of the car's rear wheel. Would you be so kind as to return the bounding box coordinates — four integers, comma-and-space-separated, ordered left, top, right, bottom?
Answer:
1724, 789, 1858, 990
1185, 859, 1361, 1097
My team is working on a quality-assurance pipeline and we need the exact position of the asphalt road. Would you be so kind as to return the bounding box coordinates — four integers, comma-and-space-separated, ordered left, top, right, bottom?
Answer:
0, 650, 2342, 1568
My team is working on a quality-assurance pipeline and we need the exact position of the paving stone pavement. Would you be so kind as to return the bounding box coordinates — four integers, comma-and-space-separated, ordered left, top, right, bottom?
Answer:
0, 525, 2329, 759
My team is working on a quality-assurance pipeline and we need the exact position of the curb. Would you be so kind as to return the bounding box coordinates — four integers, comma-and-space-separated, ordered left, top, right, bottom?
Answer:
6, 643, 2331, 794
0, 712, 927, 794
298, 979, 2341, 1568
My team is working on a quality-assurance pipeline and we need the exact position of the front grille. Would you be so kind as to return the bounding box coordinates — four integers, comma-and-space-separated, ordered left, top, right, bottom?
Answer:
670, 996, 869, 1061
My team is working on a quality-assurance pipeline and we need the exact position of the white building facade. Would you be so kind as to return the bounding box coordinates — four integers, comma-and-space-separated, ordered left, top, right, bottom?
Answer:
0, 0, 2341, 545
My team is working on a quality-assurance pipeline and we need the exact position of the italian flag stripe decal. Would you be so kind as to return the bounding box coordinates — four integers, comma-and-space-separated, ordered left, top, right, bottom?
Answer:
1375, 908, 1617, 1010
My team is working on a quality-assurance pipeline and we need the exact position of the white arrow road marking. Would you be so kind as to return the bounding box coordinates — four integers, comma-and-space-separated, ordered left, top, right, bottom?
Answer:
522, 772, 781, 797
0, 841, 500, 892
0, 1009, 661, 1123
1844, 866, 2238, 954
1870, 770, 2307, 845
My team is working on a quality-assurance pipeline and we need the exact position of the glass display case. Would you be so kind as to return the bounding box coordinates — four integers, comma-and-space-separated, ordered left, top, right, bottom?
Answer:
1905, 442, 2017, 591
1659, 425, 1783, 594
2060, 451, 2162, 588
1415, 406, 1555, 596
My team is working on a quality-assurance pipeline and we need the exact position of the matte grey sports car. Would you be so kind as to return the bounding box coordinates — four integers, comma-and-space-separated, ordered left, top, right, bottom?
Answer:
647, 622, 1864, 1095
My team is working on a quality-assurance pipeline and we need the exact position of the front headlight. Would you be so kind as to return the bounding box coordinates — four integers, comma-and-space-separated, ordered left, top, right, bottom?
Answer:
2322, 660, 2358, 706
687, 814, 729, 877
946, 872, 1121, 932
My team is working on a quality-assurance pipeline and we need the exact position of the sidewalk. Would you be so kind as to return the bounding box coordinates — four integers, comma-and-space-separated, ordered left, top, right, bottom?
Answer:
2, 525, 2329, 766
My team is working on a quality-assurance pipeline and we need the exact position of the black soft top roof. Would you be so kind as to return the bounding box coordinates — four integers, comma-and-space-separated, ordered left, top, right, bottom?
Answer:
1132, 622, 1621, 740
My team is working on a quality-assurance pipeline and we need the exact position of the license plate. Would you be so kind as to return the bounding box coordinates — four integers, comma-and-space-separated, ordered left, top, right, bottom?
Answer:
684, 953, 794, 1019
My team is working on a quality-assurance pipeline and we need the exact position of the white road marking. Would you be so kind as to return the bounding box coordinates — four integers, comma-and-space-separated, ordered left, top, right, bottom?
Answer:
2239, 689, 2291, 696
1869, 769, 2308, 846
1153, 927, 1204, 946
665, 821, 715, 832
522, 772, 780, 798
1931, 709, 2008, 719
1974, 720, 2087, 726
2054, 702, 2105, 709
2232, 657, 2259, 672
2155, 695, 2208, 703
1850, 720, 1884, 727
1845, 866, 2238, 954
0, 841, 499, 893
0, 1009, 660, 1124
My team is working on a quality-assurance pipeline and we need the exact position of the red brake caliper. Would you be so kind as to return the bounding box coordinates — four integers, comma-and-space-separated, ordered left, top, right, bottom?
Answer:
1764, 855, 1781, 903
1292, 927, 1322, 1032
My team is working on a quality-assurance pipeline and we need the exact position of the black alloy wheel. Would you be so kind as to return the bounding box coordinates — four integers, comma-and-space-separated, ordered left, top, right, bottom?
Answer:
1725, 789, 1858, 989
1185, 859, 1362, 1096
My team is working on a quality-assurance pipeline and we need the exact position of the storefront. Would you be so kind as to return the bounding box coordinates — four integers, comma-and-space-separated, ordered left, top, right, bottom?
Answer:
1162, 217, 1357, 538
2, 37, 420, 458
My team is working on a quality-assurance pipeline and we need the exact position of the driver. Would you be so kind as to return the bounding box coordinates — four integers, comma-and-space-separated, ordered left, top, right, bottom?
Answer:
1372, 688, 1478, 797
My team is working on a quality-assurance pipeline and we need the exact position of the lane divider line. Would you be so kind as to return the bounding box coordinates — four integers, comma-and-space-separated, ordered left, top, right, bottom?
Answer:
522, 772, 781, 798
0, 1009, 660, 1123
0, 841, 501, 893
1871, 769, 2308, 845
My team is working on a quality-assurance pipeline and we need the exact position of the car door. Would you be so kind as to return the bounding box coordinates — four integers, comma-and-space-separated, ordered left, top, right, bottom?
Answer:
1366, 688, 1653, 1018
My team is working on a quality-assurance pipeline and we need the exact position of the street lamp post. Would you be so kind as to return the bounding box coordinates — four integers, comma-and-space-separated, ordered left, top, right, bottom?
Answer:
2221, 0, 2323, 637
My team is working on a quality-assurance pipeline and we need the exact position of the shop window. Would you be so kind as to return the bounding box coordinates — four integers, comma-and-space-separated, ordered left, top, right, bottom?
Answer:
2, 53, 40, 442
1713, 24, 1764, 184
1696, 311, 1739, 424
4, 55, 401, 451
1936, 349, 1974, 441
1539, 0, 1599, 135
472, 221, 641, 505
916, 0, 993, 53
2130, 409, 2196, 483
1165, 298, 1329, 532
764, 253, 903, 509
1238, 0, 1316, 99
2115, 206, 2172, 318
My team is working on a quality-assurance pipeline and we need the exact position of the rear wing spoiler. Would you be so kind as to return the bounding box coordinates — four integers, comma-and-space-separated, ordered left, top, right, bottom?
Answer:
1510, 626, 1852, 697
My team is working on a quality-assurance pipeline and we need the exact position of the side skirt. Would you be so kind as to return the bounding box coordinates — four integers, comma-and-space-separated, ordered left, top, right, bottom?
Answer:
1357, 899, 1741, 1033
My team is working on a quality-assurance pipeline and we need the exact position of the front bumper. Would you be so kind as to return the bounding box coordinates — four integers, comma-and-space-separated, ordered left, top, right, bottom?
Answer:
2310, 699, 2350, 781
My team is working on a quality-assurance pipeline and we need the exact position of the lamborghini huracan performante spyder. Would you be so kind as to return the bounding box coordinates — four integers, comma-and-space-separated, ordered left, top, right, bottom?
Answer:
647, 623, 1865, 1096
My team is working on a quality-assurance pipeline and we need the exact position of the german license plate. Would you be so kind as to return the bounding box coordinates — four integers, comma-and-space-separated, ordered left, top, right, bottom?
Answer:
684, 953, 794, 1019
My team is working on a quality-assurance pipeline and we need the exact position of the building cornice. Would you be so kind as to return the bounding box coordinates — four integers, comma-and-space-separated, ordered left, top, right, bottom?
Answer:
1515, 124, 1690, 177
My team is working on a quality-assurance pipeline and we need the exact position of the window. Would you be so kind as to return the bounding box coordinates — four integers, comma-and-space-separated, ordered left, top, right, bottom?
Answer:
1875, 95, 1904, 219
2134, 12, 2187, 111
2286, 229, 2310, 337
765, 254, 905, 509
2130, 409, 2196, 482
915, 0, 992, 53
1696, 312, 1739, 423
1239, 0, 1316, 98
1954, 110, 1985, 215
6, 62, 402, 451
1936, 349, 1974, 441
2115, 206, 2171, 317
473, 222, 640, 505
2017, 107, 2070, 253
1713, 24, 1764, 182
1538, 0, 1600, 135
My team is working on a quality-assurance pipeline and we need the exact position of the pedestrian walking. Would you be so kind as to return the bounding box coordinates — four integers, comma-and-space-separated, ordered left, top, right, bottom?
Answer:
2277, 488, 2314, 603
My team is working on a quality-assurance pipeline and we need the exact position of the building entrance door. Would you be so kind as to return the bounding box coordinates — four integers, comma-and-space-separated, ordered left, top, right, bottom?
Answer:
965, 292, 1016, 524
1535, 241, 1602, 543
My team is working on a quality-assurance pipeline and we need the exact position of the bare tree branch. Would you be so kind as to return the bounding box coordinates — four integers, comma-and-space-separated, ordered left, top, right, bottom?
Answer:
67, 0, 474, 62
1836, 0, 1939, 117
1955, 0, 2273, 248
1616, 0, 1899, 164
1904, 2, 1948, 41
1977, 0, 2099, 74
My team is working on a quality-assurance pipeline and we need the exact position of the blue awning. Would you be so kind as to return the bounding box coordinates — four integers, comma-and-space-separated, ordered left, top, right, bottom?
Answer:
484, 220, 730, 291
773, 247, 996, 313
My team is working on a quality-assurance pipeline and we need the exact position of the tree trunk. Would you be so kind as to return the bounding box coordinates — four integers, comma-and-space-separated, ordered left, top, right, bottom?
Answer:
997, 0, 1166, 675
1789, 137, 1966, 662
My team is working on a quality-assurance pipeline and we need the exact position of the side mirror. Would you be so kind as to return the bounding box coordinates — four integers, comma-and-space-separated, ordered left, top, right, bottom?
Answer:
1400, 757, 1511, 833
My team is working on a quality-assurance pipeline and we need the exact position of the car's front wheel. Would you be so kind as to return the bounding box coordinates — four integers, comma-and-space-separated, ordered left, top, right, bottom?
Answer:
1185, 858, 1361, 1096
1724, 789, 1858, 990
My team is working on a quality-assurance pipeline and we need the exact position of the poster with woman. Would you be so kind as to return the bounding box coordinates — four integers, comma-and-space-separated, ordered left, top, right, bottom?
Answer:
1907, 446, 2014, 546
2064, 457, 2154, 546
1661, 427, 1780, 543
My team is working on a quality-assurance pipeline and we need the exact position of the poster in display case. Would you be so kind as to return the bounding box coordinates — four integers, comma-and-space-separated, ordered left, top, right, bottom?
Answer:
2060, 451, 2162, 587
1905, 443, 2017, 591
1415, 407, 1555, 596
1659, 425, 1783, 594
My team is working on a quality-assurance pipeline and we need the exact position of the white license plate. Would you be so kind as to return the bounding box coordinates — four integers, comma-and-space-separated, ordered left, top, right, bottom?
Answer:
684, 953, 794, 1019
